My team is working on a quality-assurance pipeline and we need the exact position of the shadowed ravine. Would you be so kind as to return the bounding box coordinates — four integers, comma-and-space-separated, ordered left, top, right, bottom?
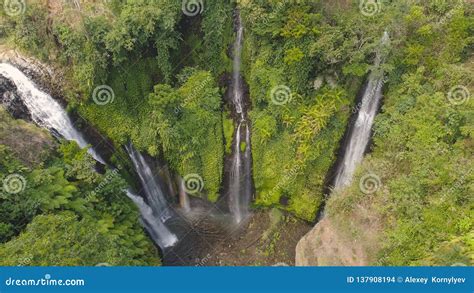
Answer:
0, 60, 258, 266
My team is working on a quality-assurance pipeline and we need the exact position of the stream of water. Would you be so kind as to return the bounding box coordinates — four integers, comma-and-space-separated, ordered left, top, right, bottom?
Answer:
0, 63, 105, 164
227, 12, 253, 224
0, 62, 179, 249
333, 32, 390, 189
125, 144, 178, 247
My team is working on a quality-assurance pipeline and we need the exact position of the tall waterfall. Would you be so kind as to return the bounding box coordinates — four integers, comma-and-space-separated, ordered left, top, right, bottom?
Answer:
333, 32, 390, 189
227, 12, 253, 223
233, 13, 244, 116
0, 63, 105, 164
125, 144, 177, 247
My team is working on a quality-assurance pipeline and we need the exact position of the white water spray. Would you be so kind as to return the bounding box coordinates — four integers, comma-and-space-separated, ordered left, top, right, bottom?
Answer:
126, 190, 177, 248
125, 144, 178, 247
333, 32, 390, 189
228, 12, 253, 223
0, 63, 104, 164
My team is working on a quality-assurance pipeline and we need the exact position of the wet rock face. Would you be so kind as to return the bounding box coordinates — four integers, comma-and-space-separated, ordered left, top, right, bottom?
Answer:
0, 48, 65, 102
0, 75, 30, 120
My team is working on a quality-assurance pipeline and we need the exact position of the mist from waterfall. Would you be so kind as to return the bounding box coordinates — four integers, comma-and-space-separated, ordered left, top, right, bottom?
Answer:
333, 32, 390, 189
0, 63, 105, 164
227, 12, 253, 224
125, 144, 178, 247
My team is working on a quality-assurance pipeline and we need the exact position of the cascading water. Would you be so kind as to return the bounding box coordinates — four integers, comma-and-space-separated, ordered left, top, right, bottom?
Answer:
125, 190, 177, 248
0, 62, 178, 248
125, 144, 178, 247
227, 12, 253, 223
333, 32, 390, 189
233, 14, 244, 116
0, 63, 105, 164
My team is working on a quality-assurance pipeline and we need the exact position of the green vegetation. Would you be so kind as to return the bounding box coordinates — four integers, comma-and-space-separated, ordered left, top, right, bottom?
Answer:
239, 0, 392, 220
1, 0, 472, 266
323, 1, 473, 266
0, 109, 159, 265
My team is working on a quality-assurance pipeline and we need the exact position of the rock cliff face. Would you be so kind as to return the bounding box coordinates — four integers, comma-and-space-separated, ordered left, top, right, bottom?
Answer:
295, 218, 369, 266
0, 47, 65, 100
0, 76, 30, 120
296, 188, 386, 266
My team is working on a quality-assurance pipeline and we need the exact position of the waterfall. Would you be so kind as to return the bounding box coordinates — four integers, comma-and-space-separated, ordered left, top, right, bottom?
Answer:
125, 144, 178, 247
125, 190, 178, 248
0, 62, 180, 248
229, 123, 243, 221
0, 63, 105, 164
233, 13, 244, 116
227, 11, 253, 223
125, 144, 174, 222
333, 32, 390, 189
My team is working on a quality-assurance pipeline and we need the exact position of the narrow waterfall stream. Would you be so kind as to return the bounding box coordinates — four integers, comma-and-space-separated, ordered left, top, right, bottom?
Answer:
0, 63, 105, 164
125, 144, 178, 247
125, 190, 178, 248
227, 11, 253, 224
333, 32, 390, 189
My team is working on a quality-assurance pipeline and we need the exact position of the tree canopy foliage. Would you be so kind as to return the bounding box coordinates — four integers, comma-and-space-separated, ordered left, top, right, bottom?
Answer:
0, 0, 472, 266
